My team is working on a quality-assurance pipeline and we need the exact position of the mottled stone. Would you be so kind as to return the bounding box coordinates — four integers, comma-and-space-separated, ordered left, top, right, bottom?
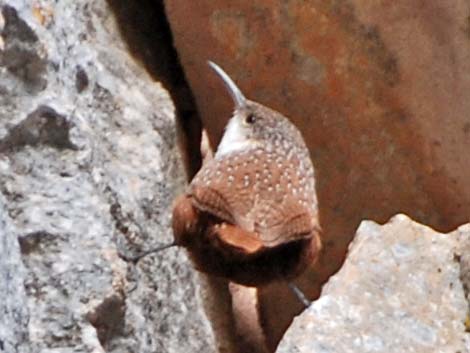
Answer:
277, 215, 470, 353
0, 1, 216, 352
0, 194, 30, 353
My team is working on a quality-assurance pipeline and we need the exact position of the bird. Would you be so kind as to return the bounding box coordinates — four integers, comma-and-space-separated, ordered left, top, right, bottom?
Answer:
171, 62, 322, 292
122, 62, 321, 304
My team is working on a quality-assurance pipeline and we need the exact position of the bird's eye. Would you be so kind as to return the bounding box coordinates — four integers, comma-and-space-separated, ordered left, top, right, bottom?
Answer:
245, 114, 256, 124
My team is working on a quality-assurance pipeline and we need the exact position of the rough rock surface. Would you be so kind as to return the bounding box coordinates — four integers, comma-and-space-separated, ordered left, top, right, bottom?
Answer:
163, 0, 470, 345
0, 1, 216, 352
0, 194, 30, 353
277, 215, 470, 353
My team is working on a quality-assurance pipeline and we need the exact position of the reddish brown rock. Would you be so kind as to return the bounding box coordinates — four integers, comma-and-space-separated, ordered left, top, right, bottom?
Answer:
164, 0, 470, 350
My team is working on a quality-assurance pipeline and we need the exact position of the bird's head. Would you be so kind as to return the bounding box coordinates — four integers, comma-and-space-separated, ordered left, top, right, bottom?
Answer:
208, 61, 306, 157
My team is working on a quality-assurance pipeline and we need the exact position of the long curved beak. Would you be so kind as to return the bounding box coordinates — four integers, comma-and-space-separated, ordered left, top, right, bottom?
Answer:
208, 61, 247, 109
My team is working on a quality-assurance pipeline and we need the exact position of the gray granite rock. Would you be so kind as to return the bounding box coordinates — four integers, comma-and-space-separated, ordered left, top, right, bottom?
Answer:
0, 194, 30, 353
0, 1, 216, 352
277, 215, 470, 353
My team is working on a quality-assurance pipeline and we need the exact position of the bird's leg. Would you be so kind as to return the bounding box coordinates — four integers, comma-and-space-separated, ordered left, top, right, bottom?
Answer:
119, 193, 198, 264
118, 242, 177, 264
287, 282, 311, 308
117, 242, 177, 294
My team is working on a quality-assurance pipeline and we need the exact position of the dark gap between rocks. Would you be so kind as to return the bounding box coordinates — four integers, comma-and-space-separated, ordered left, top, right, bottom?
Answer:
105, 0, 202, 181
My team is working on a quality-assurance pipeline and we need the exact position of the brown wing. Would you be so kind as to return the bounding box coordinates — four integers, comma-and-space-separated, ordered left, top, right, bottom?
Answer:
252, 196, 319, 247
189, 149, 319, 248
190, 184, 236, 224
189, 152, 258, 229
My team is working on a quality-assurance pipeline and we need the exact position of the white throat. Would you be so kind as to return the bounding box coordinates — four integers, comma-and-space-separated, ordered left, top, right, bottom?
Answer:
215, 114, 255, 157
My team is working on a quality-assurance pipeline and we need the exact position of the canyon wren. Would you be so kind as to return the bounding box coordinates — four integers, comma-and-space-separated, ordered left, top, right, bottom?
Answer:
171, 62, 322, 287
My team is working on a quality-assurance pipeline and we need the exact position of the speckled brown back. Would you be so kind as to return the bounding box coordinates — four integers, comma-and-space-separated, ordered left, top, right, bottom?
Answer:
190, 144, 319, 247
